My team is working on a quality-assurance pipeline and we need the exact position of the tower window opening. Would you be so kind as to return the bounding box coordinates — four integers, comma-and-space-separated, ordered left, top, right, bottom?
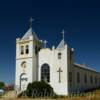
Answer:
21, 46, 24, 55
26, 45, 29, 54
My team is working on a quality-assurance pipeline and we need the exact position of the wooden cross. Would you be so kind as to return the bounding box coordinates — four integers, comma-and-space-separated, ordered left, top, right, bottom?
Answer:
57, 67, 63, 83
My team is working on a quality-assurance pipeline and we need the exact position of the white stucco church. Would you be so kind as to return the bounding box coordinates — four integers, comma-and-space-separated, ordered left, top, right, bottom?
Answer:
15, 22, 100, 95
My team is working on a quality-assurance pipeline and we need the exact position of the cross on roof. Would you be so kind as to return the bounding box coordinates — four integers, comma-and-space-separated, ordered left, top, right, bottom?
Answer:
44, 40, 47, 48
61, 29, 66, 42
29, 17, 34, 28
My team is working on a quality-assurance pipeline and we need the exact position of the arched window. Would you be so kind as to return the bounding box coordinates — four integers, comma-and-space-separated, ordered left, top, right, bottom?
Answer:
26, 45, 29, 54
41, 64, 50, 82
21, 46, 24, 55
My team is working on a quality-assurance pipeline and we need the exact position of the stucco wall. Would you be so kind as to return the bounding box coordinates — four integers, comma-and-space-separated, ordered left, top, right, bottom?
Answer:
38, 45, 69, 95
68, 64, 100, 92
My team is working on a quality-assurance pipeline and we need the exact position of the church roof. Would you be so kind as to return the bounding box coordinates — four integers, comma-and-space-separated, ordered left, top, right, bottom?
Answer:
74, 63, 100, 74
56, 39, 65, 50
22, 28, 39, 40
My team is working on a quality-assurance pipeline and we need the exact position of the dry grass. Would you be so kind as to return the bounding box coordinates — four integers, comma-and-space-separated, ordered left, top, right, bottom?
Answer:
0, 97, 100, 100
0, 96, 100, 100
0, 89, 100, 100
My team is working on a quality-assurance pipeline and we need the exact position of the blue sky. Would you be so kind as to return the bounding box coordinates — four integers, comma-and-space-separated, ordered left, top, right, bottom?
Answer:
0, 0, 100, 84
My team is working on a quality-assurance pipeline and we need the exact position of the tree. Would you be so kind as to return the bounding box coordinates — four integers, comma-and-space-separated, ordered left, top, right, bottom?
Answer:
0, 82, 5, 89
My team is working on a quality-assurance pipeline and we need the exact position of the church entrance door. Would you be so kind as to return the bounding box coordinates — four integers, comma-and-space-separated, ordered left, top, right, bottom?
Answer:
20, 73, 28, 91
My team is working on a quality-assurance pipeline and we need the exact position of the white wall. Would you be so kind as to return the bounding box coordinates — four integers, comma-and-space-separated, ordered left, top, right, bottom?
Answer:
68, 64, 100, 93
38, 45, 69, 95
15, 37, 41, 92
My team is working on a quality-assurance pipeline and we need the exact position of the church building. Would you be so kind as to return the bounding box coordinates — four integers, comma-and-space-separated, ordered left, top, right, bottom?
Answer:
15, 23, 100, 95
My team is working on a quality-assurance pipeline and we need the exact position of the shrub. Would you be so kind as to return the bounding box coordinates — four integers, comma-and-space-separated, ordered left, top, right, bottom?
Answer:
26, 81, 54, 98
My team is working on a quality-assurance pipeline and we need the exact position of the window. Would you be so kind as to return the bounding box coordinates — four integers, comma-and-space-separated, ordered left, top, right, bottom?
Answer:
58, 53, 61, 59
35, 46, 38, 54
21, 46, 24, 55
90, 75, 93, 83
84, 74, 87, 83
26, 45, 29, 54
99, 78, 100, 84
95, 76, 97, 84
38, 47, 41, 51
41, 64, 50, 82
69, 72, 72, 83
77, 72, 80, 83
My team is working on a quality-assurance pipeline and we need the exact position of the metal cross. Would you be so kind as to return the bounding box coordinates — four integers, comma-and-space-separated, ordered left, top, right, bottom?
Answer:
29, 17, 34, 28
61, 29, 66, 42
57, 67, 63, 83
44, 40, 47, 48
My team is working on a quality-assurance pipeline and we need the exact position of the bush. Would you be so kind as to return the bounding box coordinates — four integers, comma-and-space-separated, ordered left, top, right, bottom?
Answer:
0, 82, 5, 89
26, 81, 54, 98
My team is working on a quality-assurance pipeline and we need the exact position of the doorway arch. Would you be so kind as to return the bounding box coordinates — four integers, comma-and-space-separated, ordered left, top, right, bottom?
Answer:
20, 73, 28, 90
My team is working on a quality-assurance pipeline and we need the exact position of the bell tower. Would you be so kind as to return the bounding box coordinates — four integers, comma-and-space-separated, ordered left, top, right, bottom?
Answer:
15, 21, 43, 91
